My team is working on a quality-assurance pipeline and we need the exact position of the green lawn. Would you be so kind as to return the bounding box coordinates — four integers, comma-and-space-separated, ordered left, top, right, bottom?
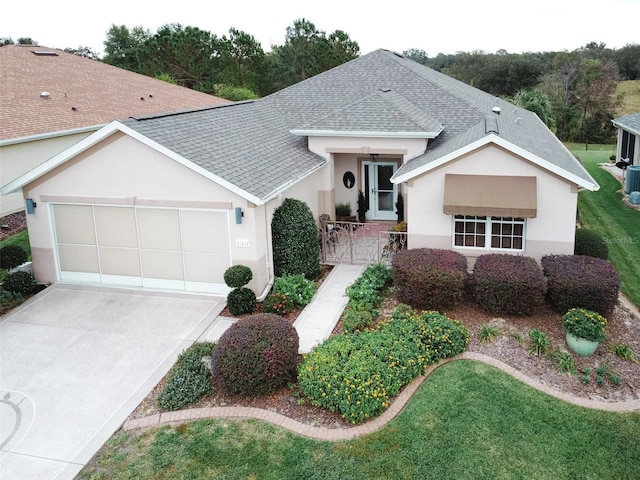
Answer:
79, 360, 640, 480
571, 146, 640, 308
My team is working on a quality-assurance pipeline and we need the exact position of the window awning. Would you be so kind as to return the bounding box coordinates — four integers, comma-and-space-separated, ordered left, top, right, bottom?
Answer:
443, 174, 537, 218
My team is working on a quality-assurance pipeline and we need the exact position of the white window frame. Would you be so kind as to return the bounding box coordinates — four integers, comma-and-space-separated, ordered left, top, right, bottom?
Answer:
452, 215, 526, 252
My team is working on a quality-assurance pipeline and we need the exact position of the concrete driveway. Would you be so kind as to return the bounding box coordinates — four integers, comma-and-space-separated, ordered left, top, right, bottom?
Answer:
0, 284, 224, 479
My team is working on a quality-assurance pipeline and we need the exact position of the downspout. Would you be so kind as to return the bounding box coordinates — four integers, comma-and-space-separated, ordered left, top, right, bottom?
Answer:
256, 202, 275, 301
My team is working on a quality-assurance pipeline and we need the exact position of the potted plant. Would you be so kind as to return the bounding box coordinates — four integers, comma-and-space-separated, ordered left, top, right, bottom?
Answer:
562, 307, 607, 356
357, 190, 367, 223
335, 202, 353, 221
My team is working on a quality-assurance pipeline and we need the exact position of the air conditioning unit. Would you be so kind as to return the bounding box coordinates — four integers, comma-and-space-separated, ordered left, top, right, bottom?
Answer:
625, 165, 640, 194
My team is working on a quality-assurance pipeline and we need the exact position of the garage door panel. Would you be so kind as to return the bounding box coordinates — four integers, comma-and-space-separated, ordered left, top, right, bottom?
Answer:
137, 209, 181, 251
58, 244, 99, 273
183, 253, 230, 283
95, 207, 137, 248
181, 210, 229, 254
140, 250, 184, 280
99, 247, 141, 276
53, 204, 96, 245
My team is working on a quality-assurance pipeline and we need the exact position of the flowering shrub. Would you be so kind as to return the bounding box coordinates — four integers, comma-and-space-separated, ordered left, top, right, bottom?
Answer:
345, 263, 392, 310
472, 254, 546, 316
272, 274, 316, 307
562, 308, 607, 343
298, 305, 469, 423
157, 342, 216, 410
342, 305, 376, 333
212, 313, 299, 395
263, 292, 294, 316
392, 248, 468, 310
542, 255, 620, 316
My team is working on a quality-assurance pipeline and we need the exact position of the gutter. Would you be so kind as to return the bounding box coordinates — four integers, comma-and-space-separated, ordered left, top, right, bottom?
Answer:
0, 124, 104, 146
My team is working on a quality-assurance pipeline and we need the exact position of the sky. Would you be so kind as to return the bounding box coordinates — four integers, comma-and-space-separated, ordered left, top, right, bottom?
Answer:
2, 0, 640, 57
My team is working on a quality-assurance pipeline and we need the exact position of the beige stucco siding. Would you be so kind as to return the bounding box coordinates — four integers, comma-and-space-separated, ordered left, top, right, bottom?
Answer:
0, 131, 92, 214
405, 144, 577, 265
22, 133, 270, 294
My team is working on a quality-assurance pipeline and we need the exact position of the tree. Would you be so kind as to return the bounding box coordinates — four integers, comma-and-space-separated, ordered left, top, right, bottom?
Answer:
403, 48, 428, 65
614, 43, 640, 80
64, 46, 100, 60
103, 24, 150, 71
219, 28, 265, 89
514, 88, 556, 129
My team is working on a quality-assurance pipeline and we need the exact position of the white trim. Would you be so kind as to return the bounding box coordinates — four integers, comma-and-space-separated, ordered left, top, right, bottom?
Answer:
391, 134, 599, 192
0, 121, 264, 205
100, 274, 143, 287
451, 215, 526, 253
142, 278, 186, 290
0, 124, 104, 146
289, 128, 442, 139
60, 271, 101, 283
185, 281, 232, 295
612, 120, 640, 137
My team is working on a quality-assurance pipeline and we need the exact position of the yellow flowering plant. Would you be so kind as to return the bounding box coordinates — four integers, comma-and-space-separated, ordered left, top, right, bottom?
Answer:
562, 308, 607, 343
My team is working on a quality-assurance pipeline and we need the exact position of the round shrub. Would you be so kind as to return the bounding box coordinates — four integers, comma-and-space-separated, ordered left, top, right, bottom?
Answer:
271, 198, 320, 280
542, 255, 620, 316
472, 254, 546, 316
2, 271, 36, 296
574, 229, 608, 260
391, 248, 468, 310
226, 287, 256, 316
342, 305, 376, 333
212, 313, 299, 395
0, 245, 27, 270
262, 292, 294, 316
223, 265, 253, 288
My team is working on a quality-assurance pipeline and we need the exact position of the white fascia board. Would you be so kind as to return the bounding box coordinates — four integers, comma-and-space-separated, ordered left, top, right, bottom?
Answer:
289, 128, 441, 139
1, 121, 264, 204
0, 124, 105, 147
391, 134, 600, 192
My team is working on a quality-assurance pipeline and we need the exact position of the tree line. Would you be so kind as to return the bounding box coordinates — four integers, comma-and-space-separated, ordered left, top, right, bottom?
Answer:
4, 26, 639, 145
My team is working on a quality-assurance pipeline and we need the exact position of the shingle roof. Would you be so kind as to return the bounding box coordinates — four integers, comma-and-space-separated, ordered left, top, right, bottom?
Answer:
0, 44, 227, 141
613, 112, 640, 135
120, 49, 597, 201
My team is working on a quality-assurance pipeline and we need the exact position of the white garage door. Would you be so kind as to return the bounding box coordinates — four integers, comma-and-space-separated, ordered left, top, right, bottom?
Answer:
52, 204, 231, 293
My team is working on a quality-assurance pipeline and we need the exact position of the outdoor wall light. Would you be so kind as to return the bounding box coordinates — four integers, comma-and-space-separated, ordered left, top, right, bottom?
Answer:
26, 198, 37, 214
235, 207, 244, 224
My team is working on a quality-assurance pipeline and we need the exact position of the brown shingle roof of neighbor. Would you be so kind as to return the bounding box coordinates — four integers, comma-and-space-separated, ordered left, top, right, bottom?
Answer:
0, 44, 228, 141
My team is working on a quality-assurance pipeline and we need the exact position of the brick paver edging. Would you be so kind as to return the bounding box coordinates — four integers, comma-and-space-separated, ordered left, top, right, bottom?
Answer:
122, 352, 640, 440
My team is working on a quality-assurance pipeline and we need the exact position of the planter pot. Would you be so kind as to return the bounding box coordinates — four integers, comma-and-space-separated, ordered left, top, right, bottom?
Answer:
566, 332, 600, 356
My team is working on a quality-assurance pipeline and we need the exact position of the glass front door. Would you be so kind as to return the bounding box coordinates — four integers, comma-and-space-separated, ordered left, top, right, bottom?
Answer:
362, 161, 397, 220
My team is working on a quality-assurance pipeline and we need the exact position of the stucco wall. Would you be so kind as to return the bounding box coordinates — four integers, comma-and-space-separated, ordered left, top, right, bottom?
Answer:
1, 131, 92, 215
404, 143, 578, 265
22, 133, 270, 294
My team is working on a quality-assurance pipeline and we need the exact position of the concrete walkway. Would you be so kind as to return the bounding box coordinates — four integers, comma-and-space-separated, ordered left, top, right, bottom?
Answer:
200, 263, 365, 353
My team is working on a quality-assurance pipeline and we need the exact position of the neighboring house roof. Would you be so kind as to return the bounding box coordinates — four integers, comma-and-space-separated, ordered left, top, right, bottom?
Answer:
2, 49, 599, 200
612, 112, 640, 135
0, 44, 228, 142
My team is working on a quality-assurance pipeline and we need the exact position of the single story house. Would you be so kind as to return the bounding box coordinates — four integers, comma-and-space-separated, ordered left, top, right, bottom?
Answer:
612, 112, 639, 166
0, 44, 227, 215
1, 49, 599, 297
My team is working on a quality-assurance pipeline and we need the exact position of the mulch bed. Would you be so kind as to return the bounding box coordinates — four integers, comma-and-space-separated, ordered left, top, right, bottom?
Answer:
0, 211, 27, 241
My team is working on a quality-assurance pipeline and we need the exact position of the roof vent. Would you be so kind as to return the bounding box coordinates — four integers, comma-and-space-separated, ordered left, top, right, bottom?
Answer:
40, 91, 50, 99
515, 117, 522, 125
32, 50, 58, 56
492, 106, 501, 114
379, 87, 391, 93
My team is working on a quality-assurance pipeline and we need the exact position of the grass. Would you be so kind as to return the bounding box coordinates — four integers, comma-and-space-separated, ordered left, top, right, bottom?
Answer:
616, 80, 640, 117
78, 360, 640, 480
571, 145, 640, 308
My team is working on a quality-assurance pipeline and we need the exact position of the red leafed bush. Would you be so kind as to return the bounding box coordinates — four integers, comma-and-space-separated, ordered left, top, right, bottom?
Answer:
541, 254, 620, 316
211, 313, 299, 395
392, 248, 468, 310
472, 254, 546, 316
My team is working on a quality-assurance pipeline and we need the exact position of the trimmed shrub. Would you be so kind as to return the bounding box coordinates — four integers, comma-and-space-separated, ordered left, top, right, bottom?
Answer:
157, 342, 216, 410
0, 245, 27, 271
212, 313, 299, 395
2, 271, 35, 296
342, 305, 376, 333
542, 255, 620, 316
262, 292, 295, 316
472, 254, 546, 316
574, 228, 608, 260
223, 265, 253, 288
271, 198, 320, 280
392, 248, 468, 310
226, 287, 256, 316
272, 274, 316, 307
298, 305, 468, 423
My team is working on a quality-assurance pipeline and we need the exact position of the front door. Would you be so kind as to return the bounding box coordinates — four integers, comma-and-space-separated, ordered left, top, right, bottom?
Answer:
362, 161, 397, 220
